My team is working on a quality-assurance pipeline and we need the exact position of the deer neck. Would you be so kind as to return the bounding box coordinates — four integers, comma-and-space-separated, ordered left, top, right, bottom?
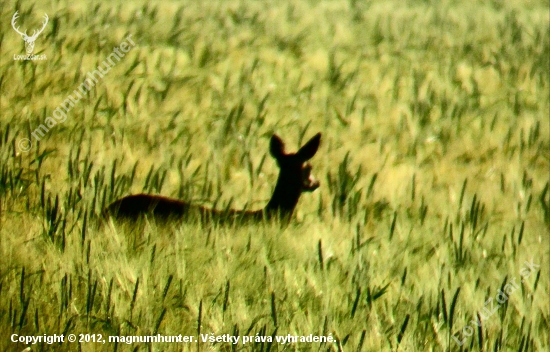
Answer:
264, 172, 302, 219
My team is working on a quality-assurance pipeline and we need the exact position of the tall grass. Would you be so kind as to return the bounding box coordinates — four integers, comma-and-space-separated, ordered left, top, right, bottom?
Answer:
0, 0, 548, 351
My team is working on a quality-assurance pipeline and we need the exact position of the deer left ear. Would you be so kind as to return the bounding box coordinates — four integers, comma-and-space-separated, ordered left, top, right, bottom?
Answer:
270, 134, 286, 160
297, 133, 321, 161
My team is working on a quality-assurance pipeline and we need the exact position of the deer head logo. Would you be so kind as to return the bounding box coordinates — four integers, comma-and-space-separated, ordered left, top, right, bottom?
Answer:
11, 11, 49, 54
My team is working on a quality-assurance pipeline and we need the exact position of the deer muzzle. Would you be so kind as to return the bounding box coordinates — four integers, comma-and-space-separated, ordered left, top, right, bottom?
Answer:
302, 163, 319, 192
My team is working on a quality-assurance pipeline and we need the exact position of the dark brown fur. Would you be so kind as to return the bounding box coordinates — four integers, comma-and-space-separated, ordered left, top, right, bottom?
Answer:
103, 133, 321, 224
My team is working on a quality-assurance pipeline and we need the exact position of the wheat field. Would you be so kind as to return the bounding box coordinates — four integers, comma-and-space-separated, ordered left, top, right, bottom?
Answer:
0, 0, 548, 351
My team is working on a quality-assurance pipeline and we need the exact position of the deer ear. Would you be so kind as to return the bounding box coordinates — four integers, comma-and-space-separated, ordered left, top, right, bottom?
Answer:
297, 133, 321, 161
270, 134, 285, 160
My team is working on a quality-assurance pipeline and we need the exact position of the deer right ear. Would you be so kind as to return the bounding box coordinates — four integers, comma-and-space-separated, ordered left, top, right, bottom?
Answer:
270, 134, 285, 160
297, 133, 321, 161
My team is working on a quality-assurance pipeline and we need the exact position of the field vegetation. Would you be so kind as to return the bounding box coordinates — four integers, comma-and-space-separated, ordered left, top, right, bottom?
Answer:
0, 0, 548, 351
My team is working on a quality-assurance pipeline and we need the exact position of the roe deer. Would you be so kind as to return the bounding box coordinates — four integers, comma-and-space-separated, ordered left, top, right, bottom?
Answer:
103, 132, 321, 224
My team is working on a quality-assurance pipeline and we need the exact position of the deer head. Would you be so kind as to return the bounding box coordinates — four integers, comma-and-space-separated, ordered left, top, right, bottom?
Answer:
12, 11, 49, 54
